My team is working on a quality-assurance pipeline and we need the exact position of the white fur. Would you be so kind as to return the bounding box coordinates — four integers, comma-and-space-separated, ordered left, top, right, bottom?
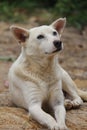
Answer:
9, 18, 84, 130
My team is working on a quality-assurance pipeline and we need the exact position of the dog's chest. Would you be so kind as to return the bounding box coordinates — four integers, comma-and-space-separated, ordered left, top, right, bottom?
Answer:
15, 56, 59, 86
39, 68, 57, 85
28, 64, 58, 87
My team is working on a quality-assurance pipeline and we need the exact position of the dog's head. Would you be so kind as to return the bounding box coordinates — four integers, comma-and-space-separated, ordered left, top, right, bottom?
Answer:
10, 18, 66, 57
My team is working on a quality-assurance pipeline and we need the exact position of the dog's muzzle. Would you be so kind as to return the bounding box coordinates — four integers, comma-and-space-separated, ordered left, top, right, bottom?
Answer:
53, 40, 62, 53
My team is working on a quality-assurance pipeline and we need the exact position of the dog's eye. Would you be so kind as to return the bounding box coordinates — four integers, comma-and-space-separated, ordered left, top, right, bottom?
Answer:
37, 35, 44, 39
53, 31, 57, 36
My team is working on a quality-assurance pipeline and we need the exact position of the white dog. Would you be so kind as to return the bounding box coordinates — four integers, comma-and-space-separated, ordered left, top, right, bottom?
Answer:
8, 18, 87, 130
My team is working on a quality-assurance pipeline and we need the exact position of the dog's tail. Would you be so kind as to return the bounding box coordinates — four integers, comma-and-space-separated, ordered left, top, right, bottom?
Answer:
77, 88, 87, 101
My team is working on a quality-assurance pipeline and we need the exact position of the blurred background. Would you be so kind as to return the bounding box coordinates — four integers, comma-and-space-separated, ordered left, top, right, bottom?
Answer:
0, 0, 87, 29
0, 0, 87, 92
0, 1, 87, 129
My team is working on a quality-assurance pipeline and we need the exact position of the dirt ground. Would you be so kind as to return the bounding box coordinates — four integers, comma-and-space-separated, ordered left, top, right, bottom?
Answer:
0, 20, 87, 130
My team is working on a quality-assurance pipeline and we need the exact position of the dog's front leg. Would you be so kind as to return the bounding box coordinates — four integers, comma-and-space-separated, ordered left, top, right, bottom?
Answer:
60, 67, 83, 109
29, 103, 59, 130
22, 82, 59, 130
54, 104, 68, 130
50, 81, 68, 130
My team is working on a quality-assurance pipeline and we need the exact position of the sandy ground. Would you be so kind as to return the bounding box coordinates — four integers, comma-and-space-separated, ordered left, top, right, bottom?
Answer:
0, 20, 87, 130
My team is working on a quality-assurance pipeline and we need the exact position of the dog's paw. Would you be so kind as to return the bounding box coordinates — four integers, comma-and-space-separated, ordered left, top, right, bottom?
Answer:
64, 99, 73, 110
65, 97, 83, 109
50, 123, 59, 130
71, 97, 83, 108
47, 119, 59, 130
50, 125, 68, 130
58, 125, 68, 130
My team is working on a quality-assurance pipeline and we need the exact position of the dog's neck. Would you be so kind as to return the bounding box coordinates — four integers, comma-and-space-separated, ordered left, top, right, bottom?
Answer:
15, 48, 59, 83
21, 48, 59, 72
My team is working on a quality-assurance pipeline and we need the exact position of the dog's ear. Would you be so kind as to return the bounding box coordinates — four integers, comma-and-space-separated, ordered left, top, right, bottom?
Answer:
10, 26, 29, 43
50, 18, 66, 35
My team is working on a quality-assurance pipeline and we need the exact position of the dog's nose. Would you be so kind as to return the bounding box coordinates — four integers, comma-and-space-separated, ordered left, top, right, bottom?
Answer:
53, 40, 62, 48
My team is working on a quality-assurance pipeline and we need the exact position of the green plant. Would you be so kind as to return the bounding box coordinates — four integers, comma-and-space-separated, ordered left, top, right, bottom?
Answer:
54, 0, 87, 29
0, 2, 27, 22
0, 0, 87, 28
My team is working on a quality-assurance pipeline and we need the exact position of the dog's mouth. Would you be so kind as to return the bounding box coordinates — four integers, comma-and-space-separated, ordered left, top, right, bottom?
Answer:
52, 47, 62, 53
45, 47, 62, 55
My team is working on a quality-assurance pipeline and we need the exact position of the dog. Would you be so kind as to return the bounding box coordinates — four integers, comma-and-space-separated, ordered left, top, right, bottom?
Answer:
8, 18, 87, 130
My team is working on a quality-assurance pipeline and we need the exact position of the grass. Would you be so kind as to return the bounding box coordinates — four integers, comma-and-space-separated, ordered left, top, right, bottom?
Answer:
0, 1, 56, 24
0, 1, 87, 30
